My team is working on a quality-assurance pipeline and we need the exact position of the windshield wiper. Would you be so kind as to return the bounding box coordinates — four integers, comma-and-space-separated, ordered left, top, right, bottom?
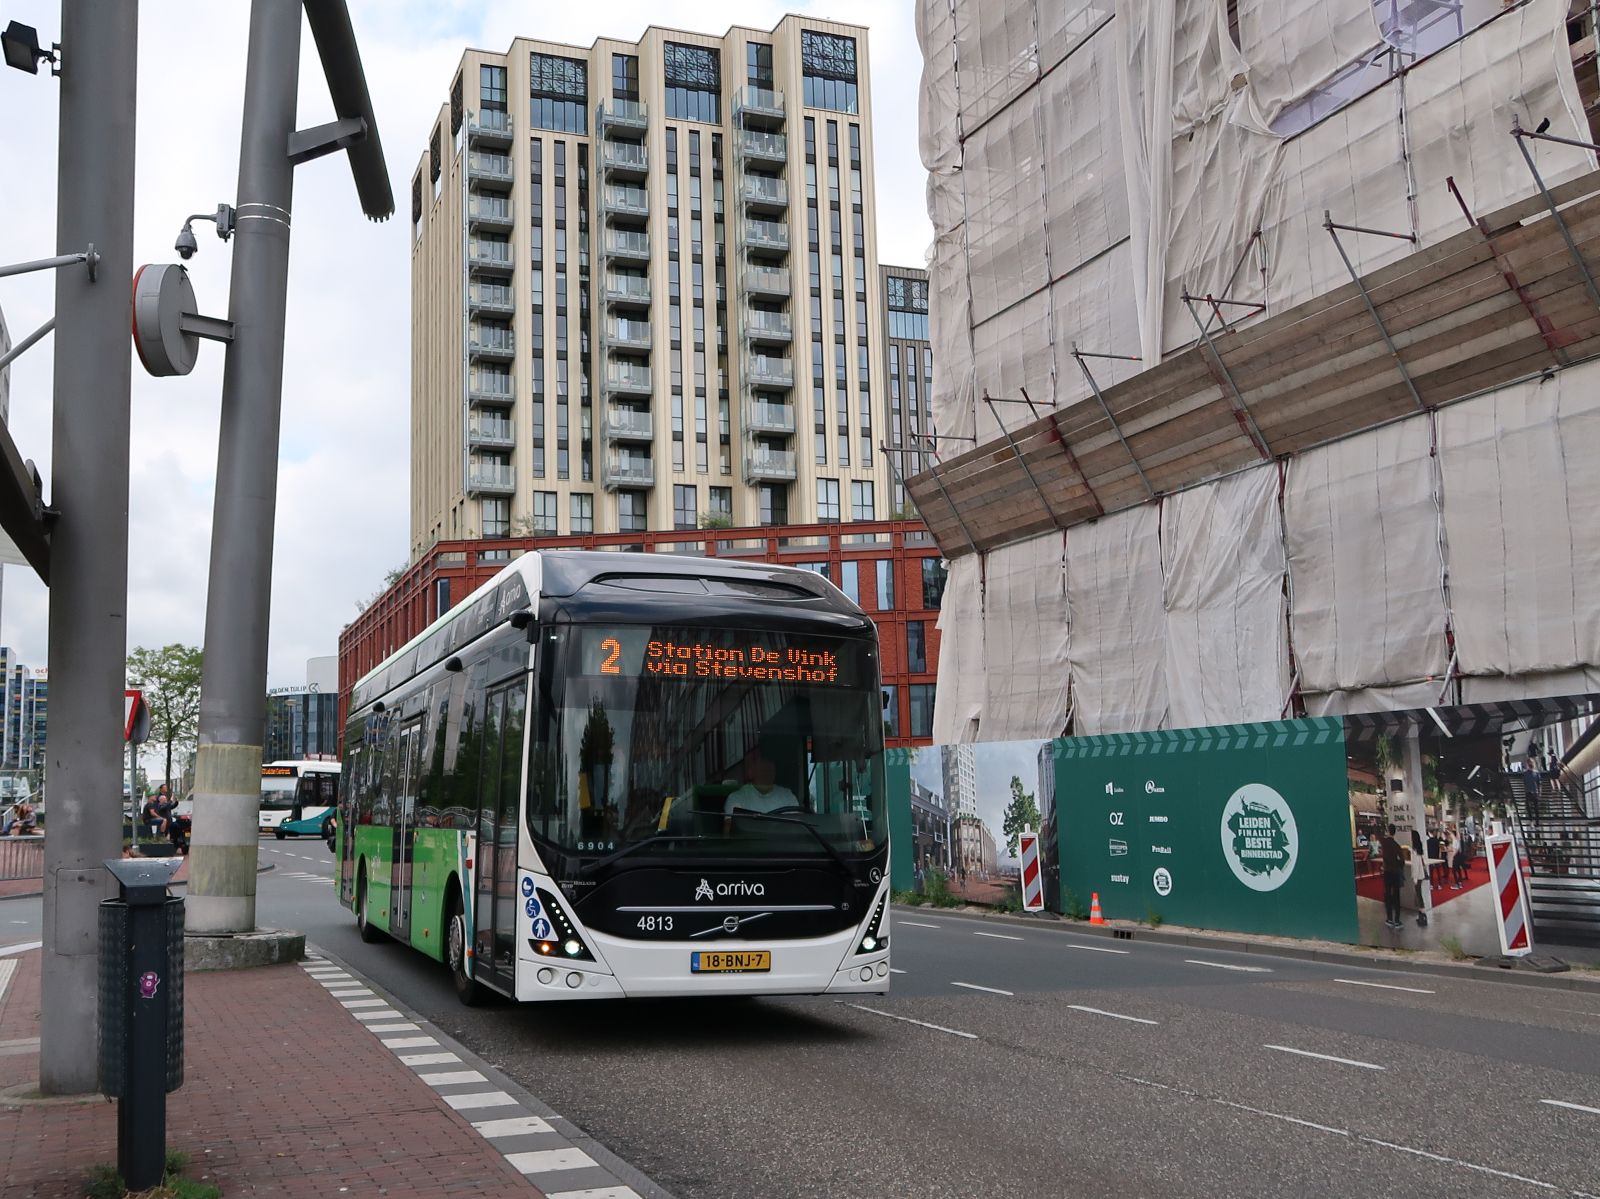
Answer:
726, 810, 854, 877
579, 833, 703, 877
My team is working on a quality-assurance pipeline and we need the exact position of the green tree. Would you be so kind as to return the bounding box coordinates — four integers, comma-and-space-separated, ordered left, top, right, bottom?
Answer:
126, 644, 204, 795
1000, 774, 1041, 859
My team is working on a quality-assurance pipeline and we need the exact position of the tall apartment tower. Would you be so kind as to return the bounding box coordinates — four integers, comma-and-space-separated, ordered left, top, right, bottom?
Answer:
879, 264, 932, 512
410, 17, 890, 557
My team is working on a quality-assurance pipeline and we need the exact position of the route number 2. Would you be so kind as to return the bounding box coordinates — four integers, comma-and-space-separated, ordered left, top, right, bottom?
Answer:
600, 637, 622, 674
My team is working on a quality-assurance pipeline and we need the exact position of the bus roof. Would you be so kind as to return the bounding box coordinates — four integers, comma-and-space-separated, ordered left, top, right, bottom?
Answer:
348, 550, 867, 716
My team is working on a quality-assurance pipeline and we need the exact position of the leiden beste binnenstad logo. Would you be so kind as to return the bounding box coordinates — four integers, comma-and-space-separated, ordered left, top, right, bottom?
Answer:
1219, 783, 1299, 892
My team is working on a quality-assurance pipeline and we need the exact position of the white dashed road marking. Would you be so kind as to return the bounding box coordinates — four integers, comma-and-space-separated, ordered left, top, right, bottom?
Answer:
973, 931, 1024, 942
951, 981, 1014, 996
1332, 979, 1435, 994
1065, 942, 1130, 955
845, 1003, 978, 1040
1540, 1099, 1600, 1116
1068, 1005, 1159, 1026
1186, 959, 1271, 973
1264, 1044, 1384, 1071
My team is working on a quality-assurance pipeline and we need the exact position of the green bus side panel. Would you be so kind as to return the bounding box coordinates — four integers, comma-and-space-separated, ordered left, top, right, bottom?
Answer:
407, 828, 465, 962
1055, 718, 1358, 943
887, 748, 914, 892
354, 825, 393, 933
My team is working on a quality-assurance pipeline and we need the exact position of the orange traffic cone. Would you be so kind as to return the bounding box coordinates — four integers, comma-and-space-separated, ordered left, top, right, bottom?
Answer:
1089, 892, 1106, 925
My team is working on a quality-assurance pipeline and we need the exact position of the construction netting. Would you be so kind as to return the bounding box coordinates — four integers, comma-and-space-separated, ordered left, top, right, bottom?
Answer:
918, 0, 1596, 442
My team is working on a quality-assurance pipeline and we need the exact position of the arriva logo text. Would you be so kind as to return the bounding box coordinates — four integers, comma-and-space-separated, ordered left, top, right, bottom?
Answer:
694, 878, 766, 900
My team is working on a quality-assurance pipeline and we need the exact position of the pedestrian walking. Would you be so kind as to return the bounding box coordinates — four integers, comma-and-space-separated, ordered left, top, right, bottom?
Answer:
1380, 823, 1406, 930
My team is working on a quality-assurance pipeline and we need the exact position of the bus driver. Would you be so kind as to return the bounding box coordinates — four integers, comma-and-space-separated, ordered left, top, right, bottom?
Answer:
723, 744, 800, 831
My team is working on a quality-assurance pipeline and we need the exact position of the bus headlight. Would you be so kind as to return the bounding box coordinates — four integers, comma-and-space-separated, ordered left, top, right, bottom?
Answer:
855, 890, 888, 955
529, 888, 594, 962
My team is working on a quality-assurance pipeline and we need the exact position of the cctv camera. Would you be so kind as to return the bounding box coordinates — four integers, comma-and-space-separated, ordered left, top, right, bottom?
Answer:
174, 224, 198, 260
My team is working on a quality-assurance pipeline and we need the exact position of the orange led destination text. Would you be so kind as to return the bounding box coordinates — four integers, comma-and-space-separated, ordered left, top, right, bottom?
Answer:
642, 638, 840, 684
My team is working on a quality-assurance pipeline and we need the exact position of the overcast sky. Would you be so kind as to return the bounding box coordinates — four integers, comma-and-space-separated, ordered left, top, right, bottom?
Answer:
0, 1, 931, 689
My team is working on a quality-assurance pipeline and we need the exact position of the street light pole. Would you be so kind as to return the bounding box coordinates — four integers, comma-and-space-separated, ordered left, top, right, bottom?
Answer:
39, 0, 139, 1095
184, 0, 301, 935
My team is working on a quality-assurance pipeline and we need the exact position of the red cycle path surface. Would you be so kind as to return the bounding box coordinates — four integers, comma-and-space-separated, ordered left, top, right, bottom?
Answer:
0, 948, 543, 1197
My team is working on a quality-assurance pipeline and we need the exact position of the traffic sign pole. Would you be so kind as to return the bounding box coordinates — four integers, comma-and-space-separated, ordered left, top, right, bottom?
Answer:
1020, 828, 1044, 912
1485, 833, 1534, 958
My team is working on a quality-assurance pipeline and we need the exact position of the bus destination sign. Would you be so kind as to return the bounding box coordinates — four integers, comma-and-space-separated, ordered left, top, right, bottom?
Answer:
593, 631, 847, 686
261, 766, 296, 777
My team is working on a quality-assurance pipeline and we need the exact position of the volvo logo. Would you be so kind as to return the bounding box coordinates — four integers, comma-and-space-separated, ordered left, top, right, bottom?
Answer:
693, 878, 767, 901
723, 916, 740, 932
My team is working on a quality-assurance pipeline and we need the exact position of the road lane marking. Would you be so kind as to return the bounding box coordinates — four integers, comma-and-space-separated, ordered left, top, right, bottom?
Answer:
1213, 1099, 1349, 1136
1066, 943, 1130, 955
1069, 1005, 1159, 1026
973, 931, 1024, 942
898, 920, 942, 929
845, 1003, 977, 1039
1358, 1137, 1561, 1191
951, 981, 1014, 996
1265, 1044, 1384, 1071
889, 968, 907, 974
1333, 978, 1435, 994
1186, 959, 1271, 973
1541, 1099, 1600, 1115
0, 941, 42, 956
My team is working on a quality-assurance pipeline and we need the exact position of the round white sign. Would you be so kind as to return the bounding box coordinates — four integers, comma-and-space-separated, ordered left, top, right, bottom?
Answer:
1219, 783, 1300, 892
1152, 867, 1173, 897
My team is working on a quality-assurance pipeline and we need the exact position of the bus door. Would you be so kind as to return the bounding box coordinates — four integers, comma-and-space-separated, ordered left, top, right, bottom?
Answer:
474, 681, 526, 991
389, 721, 423, 941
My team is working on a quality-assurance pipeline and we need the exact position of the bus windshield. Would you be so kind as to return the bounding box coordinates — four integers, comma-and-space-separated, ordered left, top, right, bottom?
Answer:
528, 624, 885, 860
260, 772, 298, 811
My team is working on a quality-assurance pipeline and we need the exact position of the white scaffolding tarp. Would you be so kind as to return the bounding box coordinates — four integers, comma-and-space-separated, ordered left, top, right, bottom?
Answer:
981, 534, 1072, 739
1065, 504, 1169, 733
1284, 414, 1449, 692
1161, 464, 1290, 727
931, 553, 986, 742
1437, 364, 1600, 679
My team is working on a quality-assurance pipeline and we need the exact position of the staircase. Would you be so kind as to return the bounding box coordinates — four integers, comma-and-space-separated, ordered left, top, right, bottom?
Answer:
1507, 773, 1600, 945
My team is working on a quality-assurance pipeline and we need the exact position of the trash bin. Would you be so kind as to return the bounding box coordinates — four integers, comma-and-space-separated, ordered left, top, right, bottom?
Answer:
97, 857, 184, 1189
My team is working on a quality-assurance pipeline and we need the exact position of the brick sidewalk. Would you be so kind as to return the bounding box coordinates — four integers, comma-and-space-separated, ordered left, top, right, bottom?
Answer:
0, 948, 543, 1198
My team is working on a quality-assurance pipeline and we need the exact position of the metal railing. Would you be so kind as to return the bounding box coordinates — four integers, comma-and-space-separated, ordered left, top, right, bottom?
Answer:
745, 448, 798, 480
0, 835, 45, 882
744, 220, 789, 252
600, 97, 648, 127
734, 87, 785, 122
742, 266, 791, 296
468, 108, 512, 137
468, 417, 515, 447
603, 274, 651, 303
739, 130, 788, 160
603, 185, 649, 216
467, 464, 515, 492
745, 310, 792, 339
745, 356, 794, 388
602, 141, 648, 171
745, 400, 795, 434
469, 286, 515, 313
605, 364, 652, 393
741, 175, 788, 206
605, 455, 655, 487
604, 230, 650, 258
605, 407, 654, 439
467, 152, 513, 183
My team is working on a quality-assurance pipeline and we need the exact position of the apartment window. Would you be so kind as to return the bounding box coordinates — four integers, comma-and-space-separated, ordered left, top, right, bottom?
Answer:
888, 275, 930, 340
907, 620, 927, 674
480, 64, 507, 113
908, 683, 935, 739
673, 484, 697, 530
532, 491, 558, 534
759, 484, 789, 527
801, 31, 858, 113
618, 490, 647, 532
817, 477, 840, 521
530, 53, 587, 133
570, 493, 594, 533
708, 486, 733, 521
851, 480, 874, 521
921, 557, 948, 609
663, 42, 720, 123
875, 559, 895, 609
747, 43, 774, 90
611, 53, 639, 102
482, 497, 510, 538
435, 577, 452, 617
839, 560, 860, 604
881, 685, 900, 739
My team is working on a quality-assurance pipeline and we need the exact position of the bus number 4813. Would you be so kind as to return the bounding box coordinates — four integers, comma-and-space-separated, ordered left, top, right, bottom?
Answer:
637, 915, 674, 932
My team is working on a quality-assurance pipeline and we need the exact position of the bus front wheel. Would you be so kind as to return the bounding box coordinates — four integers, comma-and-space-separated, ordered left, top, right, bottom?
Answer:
357, 868, 383, 944
447, 890, 486, 1007
274, 827, 287, 840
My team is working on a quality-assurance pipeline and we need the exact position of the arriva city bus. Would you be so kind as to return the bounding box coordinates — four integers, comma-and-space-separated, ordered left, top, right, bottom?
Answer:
259, 760, 341, 836
338, 551, 890, 1005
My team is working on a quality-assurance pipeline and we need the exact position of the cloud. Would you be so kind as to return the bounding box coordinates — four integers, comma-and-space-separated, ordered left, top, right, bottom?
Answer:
0, 1, 930, 696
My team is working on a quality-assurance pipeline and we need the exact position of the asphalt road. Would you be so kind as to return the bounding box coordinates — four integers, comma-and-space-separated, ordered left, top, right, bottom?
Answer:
9, 844, 1600, 1197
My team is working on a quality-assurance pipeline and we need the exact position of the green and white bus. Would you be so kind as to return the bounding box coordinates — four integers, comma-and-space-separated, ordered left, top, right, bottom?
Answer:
259, 759, 341, 836
338, 550, 891, 1004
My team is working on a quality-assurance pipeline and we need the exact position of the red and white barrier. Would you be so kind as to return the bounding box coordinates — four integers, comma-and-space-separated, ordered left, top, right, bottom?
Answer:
1019, 829, 1043, 912
1485, 833, 1532, 957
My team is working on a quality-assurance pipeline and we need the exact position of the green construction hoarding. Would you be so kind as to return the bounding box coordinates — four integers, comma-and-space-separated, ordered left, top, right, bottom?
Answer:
1055, 717, 1357, 943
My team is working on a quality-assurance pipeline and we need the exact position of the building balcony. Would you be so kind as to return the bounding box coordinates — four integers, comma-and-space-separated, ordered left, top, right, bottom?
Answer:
468, 331, 516, 361
467, 152, 513, 189
743, 309, 792, 346
604, 363, 652, 398
603, 230, 651, 263
599, 97, 648, 133
467, 198, 513, 230
468, 381, 514, 407
744, 356, 794, 390
604, 406, 654, 442
466, 464, 516, 495
601, 140, 649, 178
467, 109, 513, 145
468, 246, 514, 274
733, 87, 785, 127
602, 185, 649, 220
603, 453, 655, 490
468, 287, 516, 316
741, 266, 791, 300
743, 219, 789, 254
603, 273, 651, 308
605, 319, 652, 351
744, 448, 797, 482
468, 417, 516, 450
740, 174, 788, 213
744, 399, 795, 436
738, 129, 788, 165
